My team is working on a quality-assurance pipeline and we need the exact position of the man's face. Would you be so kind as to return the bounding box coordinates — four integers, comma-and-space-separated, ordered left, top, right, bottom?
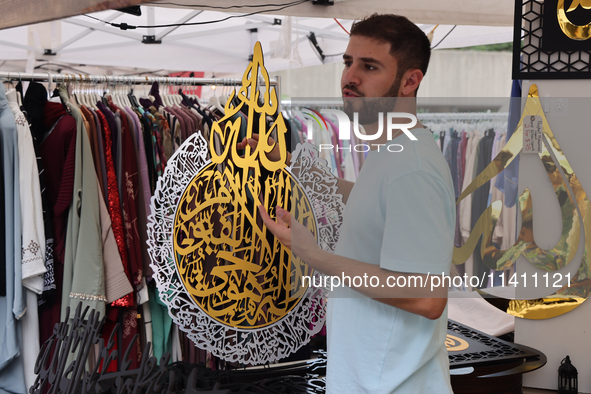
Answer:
341, 35, 402, 124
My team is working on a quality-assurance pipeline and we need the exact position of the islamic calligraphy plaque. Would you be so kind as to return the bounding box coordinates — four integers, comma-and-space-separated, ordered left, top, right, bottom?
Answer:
147, 42, 343, 364
454, 85, 591, 319
173, 163, 316, 329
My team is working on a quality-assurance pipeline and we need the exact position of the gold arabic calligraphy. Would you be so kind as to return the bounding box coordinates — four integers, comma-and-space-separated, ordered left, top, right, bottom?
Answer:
454, 85, 591, 318
173, 42, 317, 329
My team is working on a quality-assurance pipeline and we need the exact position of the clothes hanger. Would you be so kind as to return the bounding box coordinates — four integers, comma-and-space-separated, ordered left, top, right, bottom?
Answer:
171, 78, 179, 105
73, 74, 84, 107
168, 79, 179, 107
85, 76, 95, 108
158, 78, 167, 107
112, 77, 121, 107
122, 77, 131, 107
114, 77, 124, 107
170, 78, 178, 105
68, 75, 77, 105
139, 77, 153, 104
208, 80, 224, 114
219, 79, 229, 109
5, 78, 18, 104
15, 73, 23, 107
113, 78, 122, 107
102, 77, 111, 105
110, 77, 119, 107
81, 75, 90, 108
175, 79, 184, 105
101, 76, 109, 106
121, 77, 131, 107
78, 75, 88, 107
126, 78, 134, 108
86, 75, 94, 108
118, 78, 127, 107
92, 75, 101, 109
166, 78, 175, 106
130, 79, 140, 109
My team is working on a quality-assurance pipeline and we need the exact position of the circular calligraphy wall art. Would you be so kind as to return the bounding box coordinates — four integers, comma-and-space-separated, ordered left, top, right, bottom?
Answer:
147, 42, 344, 364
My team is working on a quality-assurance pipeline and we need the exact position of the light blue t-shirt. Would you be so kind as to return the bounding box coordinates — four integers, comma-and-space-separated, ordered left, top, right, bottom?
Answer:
326, 128, 456, 394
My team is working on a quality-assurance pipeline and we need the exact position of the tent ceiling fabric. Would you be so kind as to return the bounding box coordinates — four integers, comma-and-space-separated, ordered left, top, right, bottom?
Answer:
0, 0, 147, 30
0, 0, 515, 31
150, 0, 515, 27
0, 5, 514, 74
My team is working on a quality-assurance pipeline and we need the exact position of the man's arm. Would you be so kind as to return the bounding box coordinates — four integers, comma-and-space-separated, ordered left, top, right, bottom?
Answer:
259, 206, 448, 320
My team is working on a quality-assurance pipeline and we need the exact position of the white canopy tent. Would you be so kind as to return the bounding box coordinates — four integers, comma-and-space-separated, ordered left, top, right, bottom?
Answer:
0, 2, 515, 75
0, 0, 515, 31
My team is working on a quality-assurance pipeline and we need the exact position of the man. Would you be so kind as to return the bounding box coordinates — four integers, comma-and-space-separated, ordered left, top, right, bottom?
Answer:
253, 14, 455, 393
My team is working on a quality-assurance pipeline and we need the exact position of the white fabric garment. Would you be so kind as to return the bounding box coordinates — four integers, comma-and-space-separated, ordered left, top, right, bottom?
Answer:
7, 89, 46, 293
97, 177, 133, 303
6, 89, 44, 392
21, 289, 40, 389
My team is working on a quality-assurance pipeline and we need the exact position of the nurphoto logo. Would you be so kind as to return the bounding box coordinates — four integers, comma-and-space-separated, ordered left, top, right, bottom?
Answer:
303, 109, 418, 153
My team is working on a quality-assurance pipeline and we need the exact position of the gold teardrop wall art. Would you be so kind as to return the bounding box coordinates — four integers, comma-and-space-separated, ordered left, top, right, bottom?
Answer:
454, 84, 590, 319
147, 42, 345, 364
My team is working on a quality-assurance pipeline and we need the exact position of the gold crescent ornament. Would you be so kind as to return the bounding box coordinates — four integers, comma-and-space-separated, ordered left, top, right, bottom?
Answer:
557, 0, 591, 40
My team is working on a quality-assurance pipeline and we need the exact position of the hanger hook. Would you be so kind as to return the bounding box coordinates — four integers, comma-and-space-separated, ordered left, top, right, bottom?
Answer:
46, 72, 52, 94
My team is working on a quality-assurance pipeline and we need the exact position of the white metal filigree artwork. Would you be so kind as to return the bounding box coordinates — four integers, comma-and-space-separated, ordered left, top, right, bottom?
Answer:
146, 42, 344, 365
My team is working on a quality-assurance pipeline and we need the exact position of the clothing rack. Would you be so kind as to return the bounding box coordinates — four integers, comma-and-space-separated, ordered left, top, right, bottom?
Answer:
0, 71, 278, 89
418, 112, 509, 121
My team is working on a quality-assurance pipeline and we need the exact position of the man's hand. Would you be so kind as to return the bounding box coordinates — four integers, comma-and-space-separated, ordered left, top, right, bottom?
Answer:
237, 134, 292, 166
257, 205, 320, 261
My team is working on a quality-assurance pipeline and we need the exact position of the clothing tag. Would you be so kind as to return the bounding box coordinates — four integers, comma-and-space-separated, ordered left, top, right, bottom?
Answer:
523, 115, 543, 154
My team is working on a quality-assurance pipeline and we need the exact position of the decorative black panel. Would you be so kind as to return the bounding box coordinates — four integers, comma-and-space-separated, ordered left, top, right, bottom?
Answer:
447, 320, 538, 368
513, 0, 591, 79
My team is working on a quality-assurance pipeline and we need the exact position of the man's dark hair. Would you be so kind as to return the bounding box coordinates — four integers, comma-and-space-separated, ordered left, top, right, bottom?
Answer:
350, 14, 431, 78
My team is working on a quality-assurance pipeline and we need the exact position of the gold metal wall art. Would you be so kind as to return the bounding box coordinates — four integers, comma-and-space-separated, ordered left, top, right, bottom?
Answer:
454, 84, 590, 319
147, 42, 344, 364
558, 0, 591, 40
446, 335, 470, 352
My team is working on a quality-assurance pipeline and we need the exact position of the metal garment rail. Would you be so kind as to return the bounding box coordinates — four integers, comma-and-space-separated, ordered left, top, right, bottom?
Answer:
0, 71, 278, 89
418, 112, 509, 121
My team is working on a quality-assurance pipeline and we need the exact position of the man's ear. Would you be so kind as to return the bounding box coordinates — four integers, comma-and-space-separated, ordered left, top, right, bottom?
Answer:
399, 69, 424, 97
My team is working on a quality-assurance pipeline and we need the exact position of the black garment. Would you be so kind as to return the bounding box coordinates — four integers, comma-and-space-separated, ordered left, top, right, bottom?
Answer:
470, 131, 496, 287
139, 112, 156, 193
21, 81, 48, 142
36, 151, 56, 306
149, 82, 164, 109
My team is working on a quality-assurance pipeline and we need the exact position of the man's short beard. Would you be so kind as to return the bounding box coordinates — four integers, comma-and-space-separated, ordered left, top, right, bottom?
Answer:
344, 73, 402, 125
